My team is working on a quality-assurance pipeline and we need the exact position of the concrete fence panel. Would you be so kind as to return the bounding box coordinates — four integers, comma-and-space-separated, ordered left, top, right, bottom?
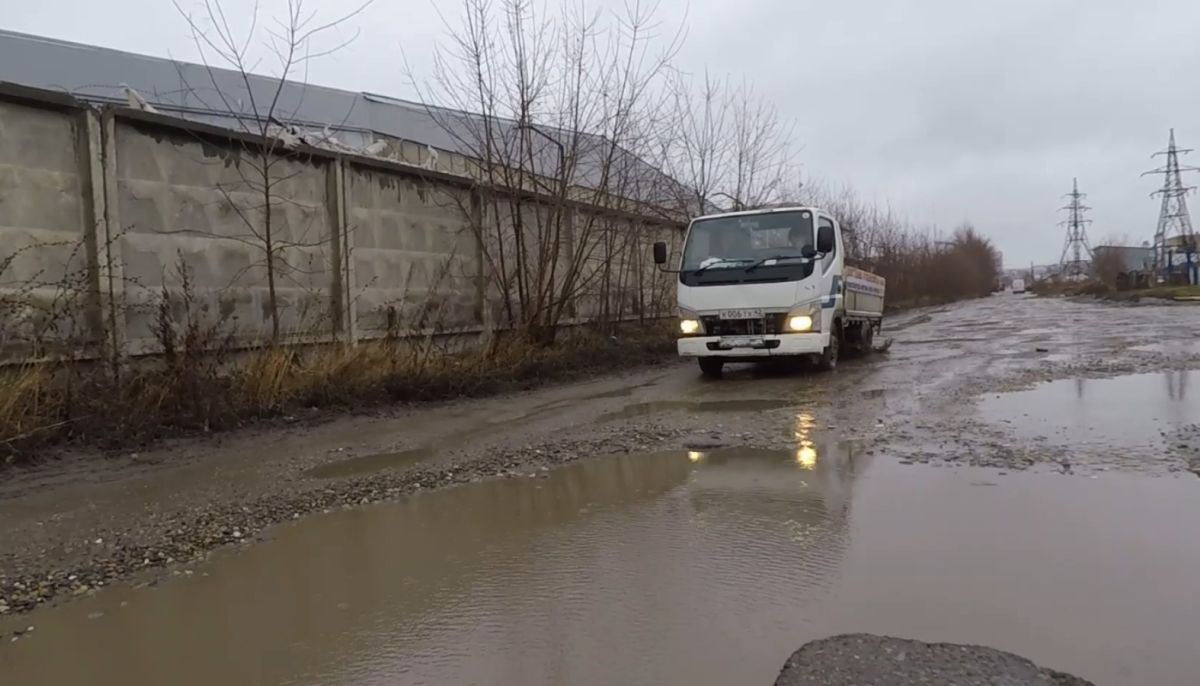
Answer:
346, 162, 480, 339
0, 83, 684, 365
0, 95, 98, 360
112, 119, 338, 352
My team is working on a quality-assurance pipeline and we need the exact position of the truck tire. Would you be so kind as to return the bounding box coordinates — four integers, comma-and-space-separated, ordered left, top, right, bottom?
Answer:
861, 323, 875, 353
815, 322, 841, 371
698, 358, 725, 378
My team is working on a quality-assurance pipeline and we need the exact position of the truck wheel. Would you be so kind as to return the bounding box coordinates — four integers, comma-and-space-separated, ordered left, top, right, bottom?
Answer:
857, 323, 875, 354
698, 358, 725, 378
816, 323, 841, 371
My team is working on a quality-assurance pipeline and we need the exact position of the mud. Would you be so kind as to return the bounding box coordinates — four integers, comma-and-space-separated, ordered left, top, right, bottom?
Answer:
595, 398, 797, 422
303, 447, 435, 479
2, 295, 1200, 683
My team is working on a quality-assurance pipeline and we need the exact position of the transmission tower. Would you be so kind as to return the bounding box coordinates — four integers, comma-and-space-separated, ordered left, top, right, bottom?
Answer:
1058, 177, 1092, 277
1142, 129, 1198, 275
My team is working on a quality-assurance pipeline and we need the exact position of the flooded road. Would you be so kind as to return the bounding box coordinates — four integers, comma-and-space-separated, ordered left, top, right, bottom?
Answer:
4, 295, 1200, 684
982, 371, 1199, 451
5, 441, 1200, 685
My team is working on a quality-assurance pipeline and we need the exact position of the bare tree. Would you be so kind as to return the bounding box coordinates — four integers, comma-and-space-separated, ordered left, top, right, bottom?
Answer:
167, 0, 370, 343
798, 179, 1002, 306
660, 70, 796, 214
414, 0, 682, 343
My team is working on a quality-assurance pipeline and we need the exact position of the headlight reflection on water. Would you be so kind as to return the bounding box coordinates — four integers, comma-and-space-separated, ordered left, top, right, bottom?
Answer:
793, 412, 818, 470
795, 445, 817, 470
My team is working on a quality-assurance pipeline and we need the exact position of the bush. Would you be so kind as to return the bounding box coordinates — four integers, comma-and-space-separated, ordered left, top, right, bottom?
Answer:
804, 185, 1001, 309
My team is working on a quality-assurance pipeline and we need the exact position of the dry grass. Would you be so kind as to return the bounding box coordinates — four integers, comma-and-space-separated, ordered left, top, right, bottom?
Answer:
0, 365, 56, 448
1133, 284, 1200, 300
0, 324, 676, 467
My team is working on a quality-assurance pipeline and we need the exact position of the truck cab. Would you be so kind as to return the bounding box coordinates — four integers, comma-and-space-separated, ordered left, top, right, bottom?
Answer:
654, 206, 885, 377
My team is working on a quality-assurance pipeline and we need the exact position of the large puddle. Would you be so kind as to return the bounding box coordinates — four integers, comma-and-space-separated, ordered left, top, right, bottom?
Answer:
981, 371, 1200, 450
3, 443, 1199, 685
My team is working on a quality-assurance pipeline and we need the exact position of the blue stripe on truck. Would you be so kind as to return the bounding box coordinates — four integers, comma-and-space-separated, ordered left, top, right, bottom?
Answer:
822, 275, 841, 309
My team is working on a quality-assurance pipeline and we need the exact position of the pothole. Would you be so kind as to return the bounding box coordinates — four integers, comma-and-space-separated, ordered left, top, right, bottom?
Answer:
304, 447, 435, 479
595, 399, 793, 422
980, 371, 1200, 451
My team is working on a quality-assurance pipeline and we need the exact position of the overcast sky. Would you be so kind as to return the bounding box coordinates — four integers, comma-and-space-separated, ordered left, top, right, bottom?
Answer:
9, 0, 1200, 266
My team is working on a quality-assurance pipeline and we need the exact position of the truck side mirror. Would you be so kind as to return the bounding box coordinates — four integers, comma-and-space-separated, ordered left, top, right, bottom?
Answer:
816, 225, 835, 254
801, 245, 817, 259
653, 241, 668, 265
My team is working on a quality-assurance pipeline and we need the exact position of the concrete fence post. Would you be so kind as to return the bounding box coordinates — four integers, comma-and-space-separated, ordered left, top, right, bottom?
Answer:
563, 206, 577, 320
472, 188, 497, 350
74, 108, 106, 352
94, 110, 128, 364
470, 188, 485, 324
327, 158, 357, 344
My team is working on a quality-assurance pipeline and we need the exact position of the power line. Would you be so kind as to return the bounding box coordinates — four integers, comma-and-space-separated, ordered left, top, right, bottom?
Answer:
1058, 177, 1092, 277
1142, 128, 1198, 276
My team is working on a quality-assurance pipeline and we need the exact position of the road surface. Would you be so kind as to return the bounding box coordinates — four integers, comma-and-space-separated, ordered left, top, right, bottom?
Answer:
2, 294, 1199, 685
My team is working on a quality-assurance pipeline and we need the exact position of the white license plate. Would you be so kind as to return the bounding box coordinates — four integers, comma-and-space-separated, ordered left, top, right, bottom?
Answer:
719, 336, 763, 349
718, 308, 764, 320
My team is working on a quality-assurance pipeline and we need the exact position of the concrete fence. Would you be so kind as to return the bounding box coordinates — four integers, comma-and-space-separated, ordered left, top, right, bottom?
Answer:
0, 83, 683, 364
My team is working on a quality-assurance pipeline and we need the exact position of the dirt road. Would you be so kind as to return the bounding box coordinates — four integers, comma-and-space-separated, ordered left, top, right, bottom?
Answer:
2, 295, 1199, 684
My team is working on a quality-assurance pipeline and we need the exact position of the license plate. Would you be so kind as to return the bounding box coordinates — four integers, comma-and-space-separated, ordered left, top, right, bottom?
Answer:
719, 336, 763, 349
719, 308, 764, 320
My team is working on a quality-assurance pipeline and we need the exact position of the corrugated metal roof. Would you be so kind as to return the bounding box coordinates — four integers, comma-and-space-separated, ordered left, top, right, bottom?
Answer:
0, 28, 684, 207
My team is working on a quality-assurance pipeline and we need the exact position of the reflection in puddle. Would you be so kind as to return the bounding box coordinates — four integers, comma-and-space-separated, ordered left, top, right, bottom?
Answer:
7, 446, 1200, 686
981, 371, 1199, 448
596, 398, 792, 422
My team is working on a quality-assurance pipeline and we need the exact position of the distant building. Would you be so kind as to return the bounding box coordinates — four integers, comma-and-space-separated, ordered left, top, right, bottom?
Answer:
1093, 245, 1154, 273
1159, 236, 1200, 285
1093, 245, 1154, 289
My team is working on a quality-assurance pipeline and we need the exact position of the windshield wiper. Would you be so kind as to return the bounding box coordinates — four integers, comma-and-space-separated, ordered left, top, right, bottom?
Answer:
692, 258, 753, 275
743, 254, 811, 272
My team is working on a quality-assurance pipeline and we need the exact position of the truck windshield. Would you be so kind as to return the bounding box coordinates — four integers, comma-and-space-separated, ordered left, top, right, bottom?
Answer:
680, 210, 816, 285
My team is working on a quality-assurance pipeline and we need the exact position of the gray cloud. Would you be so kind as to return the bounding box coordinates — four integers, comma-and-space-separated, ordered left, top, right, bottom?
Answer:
8, 0, 1200, 264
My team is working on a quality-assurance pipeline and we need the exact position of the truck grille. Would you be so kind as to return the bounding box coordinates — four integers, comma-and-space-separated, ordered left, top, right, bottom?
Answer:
700, 313, 789, 336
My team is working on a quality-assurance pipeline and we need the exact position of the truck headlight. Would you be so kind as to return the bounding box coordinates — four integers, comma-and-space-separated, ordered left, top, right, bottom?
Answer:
787, 314, 814, 332
680, 319, 701, 335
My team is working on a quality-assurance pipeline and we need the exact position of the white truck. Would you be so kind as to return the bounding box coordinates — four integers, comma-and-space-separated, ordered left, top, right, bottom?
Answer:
1011, 278, 1026, 294
653, 206, 886, 377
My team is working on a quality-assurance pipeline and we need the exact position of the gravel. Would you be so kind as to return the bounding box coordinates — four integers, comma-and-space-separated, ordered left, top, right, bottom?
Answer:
774, 634, 1095, 686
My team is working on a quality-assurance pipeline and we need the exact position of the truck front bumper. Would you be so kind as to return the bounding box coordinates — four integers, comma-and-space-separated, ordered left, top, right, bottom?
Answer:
678, 332, 828, 358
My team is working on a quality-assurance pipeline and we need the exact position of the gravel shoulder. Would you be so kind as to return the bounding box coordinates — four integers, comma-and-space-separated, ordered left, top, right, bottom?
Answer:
3, 295, 1199, 617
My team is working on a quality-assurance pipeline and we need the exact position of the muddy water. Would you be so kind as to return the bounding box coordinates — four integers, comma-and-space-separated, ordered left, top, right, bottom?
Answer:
982, 371, 1200, 449
304, 448, 435, 479
4, 445, 1200, 685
